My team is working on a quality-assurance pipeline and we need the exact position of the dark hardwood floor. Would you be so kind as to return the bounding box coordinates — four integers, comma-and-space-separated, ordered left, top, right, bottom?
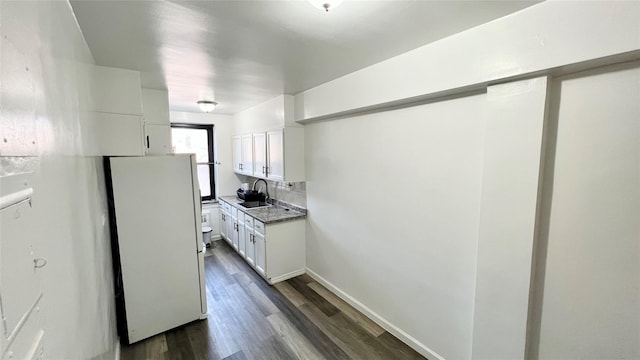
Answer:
120, 240, 426, 360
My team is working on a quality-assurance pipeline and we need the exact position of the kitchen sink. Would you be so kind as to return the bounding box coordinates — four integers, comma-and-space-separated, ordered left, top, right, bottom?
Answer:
239, 201, 271, 209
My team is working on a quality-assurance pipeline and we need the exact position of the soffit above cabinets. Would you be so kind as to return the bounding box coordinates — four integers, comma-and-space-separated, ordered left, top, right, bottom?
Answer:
70, 0, 540, 115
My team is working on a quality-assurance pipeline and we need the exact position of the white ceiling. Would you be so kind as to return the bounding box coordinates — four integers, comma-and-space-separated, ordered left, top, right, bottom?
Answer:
70, 0, 540, 115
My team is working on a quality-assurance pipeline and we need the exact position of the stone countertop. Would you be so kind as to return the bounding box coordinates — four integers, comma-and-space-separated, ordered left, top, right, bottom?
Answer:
218, 195, 306, 224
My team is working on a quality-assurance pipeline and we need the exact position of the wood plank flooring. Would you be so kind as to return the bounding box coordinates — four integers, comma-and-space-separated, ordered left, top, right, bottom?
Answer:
120, 240, 426, 360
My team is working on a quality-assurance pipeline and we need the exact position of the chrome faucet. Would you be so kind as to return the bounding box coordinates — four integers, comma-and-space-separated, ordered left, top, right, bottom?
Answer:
252, 178, 270, 202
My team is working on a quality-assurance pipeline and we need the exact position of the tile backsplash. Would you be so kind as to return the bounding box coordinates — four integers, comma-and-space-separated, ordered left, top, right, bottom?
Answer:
237, 175, 307, 208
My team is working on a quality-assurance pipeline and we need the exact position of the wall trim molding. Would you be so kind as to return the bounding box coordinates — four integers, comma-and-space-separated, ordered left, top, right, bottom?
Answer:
270, 268, 306, 284
305, 268, 446, 360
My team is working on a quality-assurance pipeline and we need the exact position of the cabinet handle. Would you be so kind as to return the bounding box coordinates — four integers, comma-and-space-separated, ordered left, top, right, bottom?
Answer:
262, 165, 265, 174
239, 163, 243, 170
146, 136, 150, 149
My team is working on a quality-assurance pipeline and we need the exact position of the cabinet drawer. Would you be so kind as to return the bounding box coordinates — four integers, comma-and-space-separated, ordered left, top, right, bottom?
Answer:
244, 215, 254, 228
237, 210, 245, 224
254, 220, 265, 235
231, 207, 238, 218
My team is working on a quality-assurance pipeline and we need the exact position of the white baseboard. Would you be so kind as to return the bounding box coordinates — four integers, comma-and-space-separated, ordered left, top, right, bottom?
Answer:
114, 341, 120, 360
269, 268, 306, 284
305, 268, 445, 360
211, 235, 222, 241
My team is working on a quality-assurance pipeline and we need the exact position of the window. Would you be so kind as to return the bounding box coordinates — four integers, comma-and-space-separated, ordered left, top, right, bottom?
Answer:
171, 123, 215, 201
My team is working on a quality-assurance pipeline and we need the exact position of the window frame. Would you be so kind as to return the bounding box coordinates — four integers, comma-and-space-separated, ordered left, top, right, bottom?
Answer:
171, 123, 216, 201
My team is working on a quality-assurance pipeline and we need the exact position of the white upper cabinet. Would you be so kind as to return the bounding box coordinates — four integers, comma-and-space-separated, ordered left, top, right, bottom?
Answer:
266, 129, 284, 181
232, 136, 242, 173
233, 134, 254, 175
240, 134, 254, 175
141, 89, 170, 125
144, 124, 171, 155
91, 65, 143, 115
94, 112, 145, 156
91, 65, 149, 156
232, 95, 305, 182
253, 132, 267, 177
141, 88, 171, 155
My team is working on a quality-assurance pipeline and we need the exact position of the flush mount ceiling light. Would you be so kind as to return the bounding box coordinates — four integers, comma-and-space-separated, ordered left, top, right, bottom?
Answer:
309, 0, 344, 12
197, 100, 217, 113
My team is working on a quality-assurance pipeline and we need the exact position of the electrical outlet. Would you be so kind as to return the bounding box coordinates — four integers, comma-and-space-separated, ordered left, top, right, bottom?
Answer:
202, 212, 210, 225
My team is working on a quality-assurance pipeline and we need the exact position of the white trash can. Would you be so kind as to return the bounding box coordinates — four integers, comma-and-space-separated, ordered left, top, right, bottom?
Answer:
202, 226, 212, 247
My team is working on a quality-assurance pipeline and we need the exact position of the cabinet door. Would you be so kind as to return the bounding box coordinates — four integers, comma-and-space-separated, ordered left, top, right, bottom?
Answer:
231, 209, 239, 251
94, 112, 145, 156
253, 132, 267, 178
242, 226, 252, 261
237, 212, 246, 257
266, 129, 284, 181
225, 212, 233, 246
144, 124, 171, 155
141, 89, 170, 125
240, 134, 253, 175
254, 231, 266, 277
219, 211, 227, 241
246, 231, 256, 267
232, 136, 242, 173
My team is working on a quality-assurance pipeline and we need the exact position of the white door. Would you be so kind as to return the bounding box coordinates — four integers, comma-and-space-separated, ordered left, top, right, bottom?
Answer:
232, 136, 242, 173
254, 231, 266, 277
230, 208, 239, 251
240, 134, 253, 175
144, 124, 170, 155
237, 212, 246, 258
245, 231, 256, 267
253, 132, 267, 178
266, 129, 284, 181
219, 211, 227, 240
226, 212, 234, 246
94, 113, 145, 156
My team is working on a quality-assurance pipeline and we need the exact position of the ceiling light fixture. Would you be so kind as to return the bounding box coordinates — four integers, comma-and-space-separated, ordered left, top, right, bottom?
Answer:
309, 0, 344, 12
197, 100, 217, 113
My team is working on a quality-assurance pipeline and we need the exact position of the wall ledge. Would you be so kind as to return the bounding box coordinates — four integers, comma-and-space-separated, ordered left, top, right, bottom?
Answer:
295, 1, 640, 122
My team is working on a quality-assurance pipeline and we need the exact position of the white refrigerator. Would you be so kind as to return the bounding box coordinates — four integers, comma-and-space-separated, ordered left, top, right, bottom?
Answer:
106, 154, 207, 344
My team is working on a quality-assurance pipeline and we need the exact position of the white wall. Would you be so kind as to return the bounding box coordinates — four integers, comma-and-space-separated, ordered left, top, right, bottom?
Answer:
1, 1, 117, 359
295, 1, 640, 122
170, 111, 237, 198
535, 63, 640, 359
305, 93, 487, 360
299, 1, 640, 359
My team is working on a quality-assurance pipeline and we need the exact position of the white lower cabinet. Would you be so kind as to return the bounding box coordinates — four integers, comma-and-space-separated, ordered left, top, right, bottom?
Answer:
245, 227, 256, 268
220, 210, 228, 241
254, 230, 266, 277
243, 216, 305, 284
230, 207, 240, 251
219, 201, 233, 246
218, 200, 304, 284
237, 211, 246, 258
